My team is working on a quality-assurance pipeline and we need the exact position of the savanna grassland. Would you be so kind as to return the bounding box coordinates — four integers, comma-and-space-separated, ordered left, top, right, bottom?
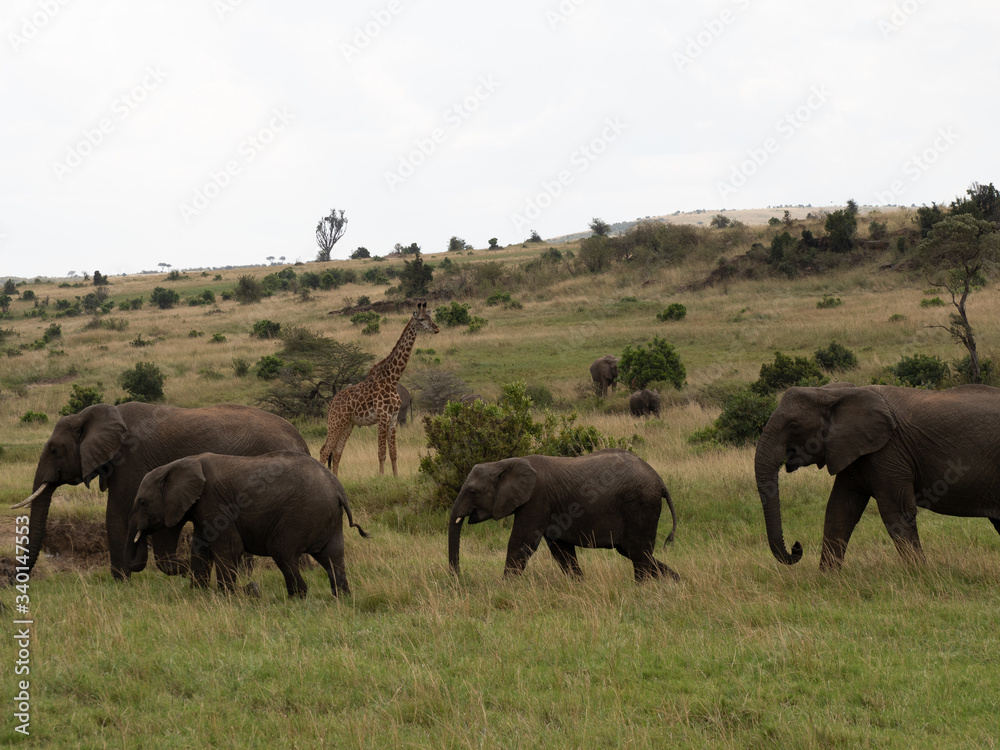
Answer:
3, 210, 1000, 749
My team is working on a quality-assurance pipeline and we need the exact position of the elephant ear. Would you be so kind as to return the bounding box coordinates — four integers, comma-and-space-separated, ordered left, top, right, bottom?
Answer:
825, 388, 895, 475
162, 458, 207, 527
493, 458, 538, 519
79, 404, 128, 485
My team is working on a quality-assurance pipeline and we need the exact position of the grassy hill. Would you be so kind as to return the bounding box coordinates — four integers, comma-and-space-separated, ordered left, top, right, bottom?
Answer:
2, 208, 1000, 747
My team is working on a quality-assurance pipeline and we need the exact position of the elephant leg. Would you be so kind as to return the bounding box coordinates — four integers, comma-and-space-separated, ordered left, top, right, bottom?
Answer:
273, 554, 309, 598
107, 502, 138, 580
313, 535, 349, 597
189, 533, 212, 589
820, 475, 871, 570
503, 517, 542, 577
151, 525, 189, 576
652, 558, 681, 582
545, 538, 582, 577
214, 555, 240, 593
874, 490, 925, 564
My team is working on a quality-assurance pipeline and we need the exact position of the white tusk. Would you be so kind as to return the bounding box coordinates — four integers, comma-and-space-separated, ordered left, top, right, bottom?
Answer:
134, 530, 142, 544
10, 483, 49, 509
454, 516, 464, 524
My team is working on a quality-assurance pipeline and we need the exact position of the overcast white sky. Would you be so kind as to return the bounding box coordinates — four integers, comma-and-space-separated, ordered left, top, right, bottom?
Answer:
2, 0, 996, 278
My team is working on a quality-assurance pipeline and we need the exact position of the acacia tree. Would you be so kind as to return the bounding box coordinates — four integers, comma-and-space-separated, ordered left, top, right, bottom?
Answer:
315, 208, 348, 262
917, 213, 1000, 383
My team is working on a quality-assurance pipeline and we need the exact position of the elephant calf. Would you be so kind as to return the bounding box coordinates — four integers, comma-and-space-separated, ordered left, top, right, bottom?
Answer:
449, 449, 679, 582
630, 388, 661, 417
127, 451, 368, 598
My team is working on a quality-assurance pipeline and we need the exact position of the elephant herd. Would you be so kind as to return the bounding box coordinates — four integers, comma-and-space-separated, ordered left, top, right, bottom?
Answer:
11, 378, 1000, 600
589, 354, 660, 417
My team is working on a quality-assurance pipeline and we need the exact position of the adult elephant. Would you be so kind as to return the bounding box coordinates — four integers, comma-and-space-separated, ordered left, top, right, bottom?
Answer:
448, 450, 679, 581
755, 383, 1000, 570
12, 402, 309, 581
590, 355, 619, 397
396, 384, 412, 426
629, 388, 661, 417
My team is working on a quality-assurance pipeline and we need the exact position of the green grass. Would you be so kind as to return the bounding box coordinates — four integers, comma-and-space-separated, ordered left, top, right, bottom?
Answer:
4, 215, 1000, 747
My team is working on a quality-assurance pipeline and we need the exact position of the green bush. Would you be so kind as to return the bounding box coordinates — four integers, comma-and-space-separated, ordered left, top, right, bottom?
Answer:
953, 355, 995, 385
619, 336, 686, 390
691, 387, 777, 447
20, 410, 49, 425
150, 287, 180, 309
363, 268, 390, 285
233, 275, 264, 304
920, 297, 946, 307
232, 357, 251, 378
466, 316, 488, 334
350, 311, 381, 327
889, 354, 950, 389
656, 303, 687, 322
210, 333, 227, 343
525, 384, 554, 408
752, 351, 828, 394
485, 290, 523, 309
60, 383, 104, 416
814, 341, 858, 372
816, 294, 843, 309
320, 269, 345, 290
435, 301, 473, 327
118, 362, 166, 403
256, 354, 285, 380
252, 319, 282, 339
361, 322, 381, 335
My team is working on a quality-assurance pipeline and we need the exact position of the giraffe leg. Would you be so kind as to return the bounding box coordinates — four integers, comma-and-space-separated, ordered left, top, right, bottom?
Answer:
376, 418, 388, 476
387, 415, 399, 477
321, 414, 354, 476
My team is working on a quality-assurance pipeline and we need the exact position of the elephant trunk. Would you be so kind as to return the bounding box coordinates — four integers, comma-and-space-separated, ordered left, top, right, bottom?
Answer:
15, 484, 55, 580
754, 424, 803, 565
448, 509, 465, 575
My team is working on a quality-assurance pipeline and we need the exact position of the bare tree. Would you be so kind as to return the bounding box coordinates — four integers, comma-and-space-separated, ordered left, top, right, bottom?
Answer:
316, 209, 348, 262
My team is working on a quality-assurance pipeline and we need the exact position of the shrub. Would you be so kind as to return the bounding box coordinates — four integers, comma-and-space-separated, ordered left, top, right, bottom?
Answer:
920, 297, 946, 307
656, 303, 687, 322
814, 341, 858, 372
889, 354, 950, 389
435, 301, 473, 327
363, 268, 390, 285
251, 319, 282, 339
60, 383, 104, 416
953, 355, 995, 385
362, 321, 381, 335
43, 323, 61, 342
130, 334, 153, 347
232, 357, 251, 378
20, 410, 49, 425
356, 295, 371, 306
752, 351, 828, 394
123, 297, 144, 311
150, 287, 180, 309
889, 313, 907, 322
320, 269, 345, 290
691, 387, 778, 447
188, 330, 204, 338
233, 275, 264, 304
210, 333, 227, 343
22, 290, 36, 302
351, 247, 371, 259
256, 354, 285, 380
466, 316, 488, 334
350, 311, 381, 327
619, 336, 686, 390
118, 362, 166, 402
525, 384, 554, 408
869, 220, 888, 241
816, 294, 843, 309
485, 290, 523, 309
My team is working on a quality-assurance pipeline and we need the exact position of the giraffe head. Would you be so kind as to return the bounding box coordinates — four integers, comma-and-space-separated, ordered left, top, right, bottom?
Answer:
413, 301, 440, 335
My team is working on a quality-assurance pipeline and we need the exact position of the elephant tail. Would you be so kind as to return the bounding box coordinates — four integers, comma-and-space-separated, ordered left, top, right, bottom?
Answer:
661, 486, 677, 548
340, 495, 369, 539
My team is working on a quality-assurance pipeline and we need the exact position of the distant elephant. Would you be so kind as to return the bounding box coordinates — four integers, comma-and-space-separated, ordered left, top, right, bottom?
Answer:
12, 402, 309, 581
396, 384, 412, 426
590, 355, 619, 397
449, 450, 679, 581
630, 388, 661, 417
756, 383, 1000, 570
126, 451, 368, 597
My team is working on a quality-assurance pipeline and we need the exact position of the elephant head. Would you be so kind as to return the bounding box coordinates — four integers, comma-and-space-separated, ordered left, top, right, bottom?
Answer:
630, 388, 661, 417
448, 458, 538, 575
754, 385, 895, 565
12, 403, 128, 575
126, 457, 206, 549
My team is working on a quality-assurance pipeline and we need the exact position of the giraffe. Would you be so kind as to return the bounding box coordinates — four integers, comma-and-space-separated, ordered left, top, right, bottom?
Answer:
319, 301, 439, 476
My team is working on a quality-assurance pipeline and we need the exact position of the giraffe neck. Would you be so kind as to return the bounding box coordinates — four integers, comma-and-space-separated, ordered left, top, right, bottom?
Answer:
371, 317, 419, 385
